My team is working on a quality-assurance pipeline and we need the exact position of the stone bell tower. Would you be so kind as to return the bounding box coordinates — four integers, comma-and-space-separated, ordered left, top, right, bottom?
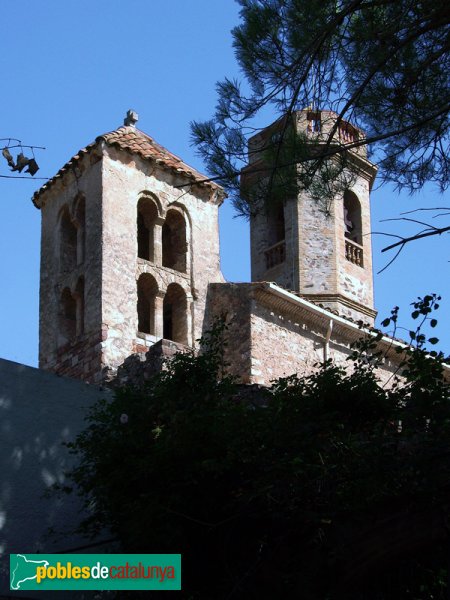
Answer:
33, 110, 225, 383
243, 109, 377, 324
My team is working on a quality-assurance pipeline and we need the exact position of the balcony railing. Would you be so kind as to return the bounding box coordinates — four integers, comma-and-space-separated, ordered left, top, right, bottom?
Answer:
339, 123, 359, 144
265, 240, 285, 270
345, 238, 364, 267
304, 113, 364, 156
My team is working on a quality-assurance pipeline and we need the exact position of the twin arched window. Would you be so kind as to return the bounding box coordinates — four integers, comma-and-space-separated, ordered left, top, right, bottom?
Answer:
136, 196, 190, 344
59, 196, 85, 273
137, 196, 187, 274
137, 274, 188, 345
57, 197, 86, 346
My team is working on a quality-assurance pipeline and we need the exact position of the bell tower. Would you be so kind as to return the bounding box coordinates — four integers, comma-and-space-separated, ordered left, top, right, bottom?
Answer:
243, 109, 377, 324
33, 111, 225, 383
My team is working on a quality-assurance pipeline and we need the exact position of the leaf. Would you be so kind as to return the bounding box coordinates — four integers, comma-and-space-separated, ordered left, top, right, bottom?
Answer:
430, 319, 437, 328
411, 311, 420, 319
428, 337, 439, 345
381, 318, 391, 327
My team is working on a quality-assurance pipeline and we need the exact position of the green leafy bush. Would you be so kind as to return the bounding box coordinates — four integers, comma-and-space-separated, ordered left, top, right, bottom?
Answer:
64, 313, 450, 599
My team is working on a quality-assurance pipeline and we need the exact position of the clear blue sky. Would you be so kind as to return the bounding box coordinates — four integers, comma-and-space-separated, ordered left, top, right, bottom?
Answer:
0, 0, 448, 367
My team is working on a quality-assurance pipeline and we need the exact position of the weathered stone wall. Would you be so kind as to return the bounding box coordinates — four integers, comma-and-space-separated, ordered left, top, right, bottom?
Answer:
100, 146, 224, 377
115, 339, 189, 387
249, 196, 298, 290
38, 136, 224, 383
297, 188, 336, 296
249, 296, 398, 386
207, 283, 253, 383
298, 174, 376, 324
334, 177, 375, 317
38, 151, 103, 382
249, 302, 324, 383
207, 282, 402, 387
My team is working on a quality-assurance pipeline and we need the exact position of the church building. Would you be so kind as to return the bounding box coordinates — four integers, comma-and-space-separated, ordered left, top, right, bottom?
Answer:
32, 109, 404, 387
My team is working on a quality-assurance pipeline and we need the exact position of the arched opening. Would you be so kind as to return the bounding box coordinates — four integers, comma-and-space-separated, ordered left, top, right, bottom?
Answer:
137, 274, 158, 335
59, 287, 77, 346
307, 110, 321, 133
163, 283, 188, 344
137, 197, 159, 262
343, 190, 362, 245
162, 209, 187, 273
74, 277, 85, 336
60, 207, 77, 273
265, 203, 285, 269
267, 203, 285, 246
344, 190, 364, 267
75, 196, 85, 265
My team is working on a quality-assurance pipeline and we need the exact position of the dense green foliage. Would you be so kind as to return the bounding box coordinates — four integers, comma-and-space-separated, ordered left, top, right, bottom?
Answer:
191, 0, 449, 218
65, 308, 450, 599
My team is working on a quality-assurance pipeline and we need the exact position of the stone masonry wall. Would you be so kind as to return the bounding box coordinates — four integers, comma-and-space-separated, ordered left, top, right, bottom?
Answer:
249, 302, 324, 383
249, 197, 298, 290
335, 177, 375, 315
100, 147, 224, 376
38, 151, 103, 382
297, 189, 336, 295
207, 282, 403, 387
207, 283, 253, 383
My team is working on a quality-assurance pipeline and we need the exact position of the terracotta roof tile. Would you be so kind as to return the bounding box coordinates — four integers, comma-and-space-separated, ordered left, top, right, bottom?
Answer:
32, 125, 223, 207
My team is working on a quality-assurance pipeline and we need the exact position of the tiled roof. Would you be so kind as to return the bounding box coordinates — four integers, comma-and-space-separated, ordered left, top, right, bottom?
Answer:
32, 125, 223, 207
99, 126, 222, 190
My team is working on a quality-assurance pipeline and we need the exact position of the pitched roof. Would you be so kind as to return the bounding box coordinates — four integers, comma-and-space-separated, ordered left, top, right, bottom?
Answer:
32, 125, 223, 207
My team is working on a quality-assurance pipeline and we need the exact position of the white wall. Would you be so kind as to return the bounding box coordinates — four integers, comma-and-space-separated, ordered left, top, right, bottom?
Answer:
0, 358, 113, 598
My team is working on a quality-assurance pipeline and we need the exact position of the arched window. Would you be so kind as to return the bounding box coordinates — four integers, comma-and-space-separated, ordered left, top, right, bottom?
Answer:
163, 283, 188, 345
74, 277, 85, 336
343, 190, 362, 245
265, 203, 285, 269
307, 110, 321, 133
137, 197, 159, 262
267, 203, 285, 246
162, 210, 187, 273
74, 195, 85, 265
60, 207, 77, 273
137, 274, 158, 335
344, 190, 364, 267
59, 287, 77, 346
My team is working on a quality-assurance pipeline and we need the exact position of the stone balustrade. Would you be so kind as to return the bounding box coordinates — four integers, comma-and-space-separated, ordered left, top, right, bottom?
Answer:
345, 238, 364, 267
265, 240, 286, 270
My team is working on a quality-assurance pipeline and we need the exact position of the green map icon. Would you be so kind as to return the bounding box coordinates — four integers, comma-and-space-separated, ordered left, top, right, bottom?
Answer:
10, 554, 49, 590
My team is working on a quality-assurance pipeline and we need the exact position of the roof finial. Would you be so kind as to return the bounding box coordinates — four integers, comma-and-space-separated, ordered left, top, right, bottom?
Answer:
124, 109, 138, 127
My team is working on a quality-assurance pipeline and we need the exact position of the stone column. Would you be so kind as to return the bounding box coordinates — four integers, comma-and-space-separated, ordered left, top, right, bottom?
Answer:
154, 292, 165, 339
153, 217, 165, 265
186, 294, 194, 347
